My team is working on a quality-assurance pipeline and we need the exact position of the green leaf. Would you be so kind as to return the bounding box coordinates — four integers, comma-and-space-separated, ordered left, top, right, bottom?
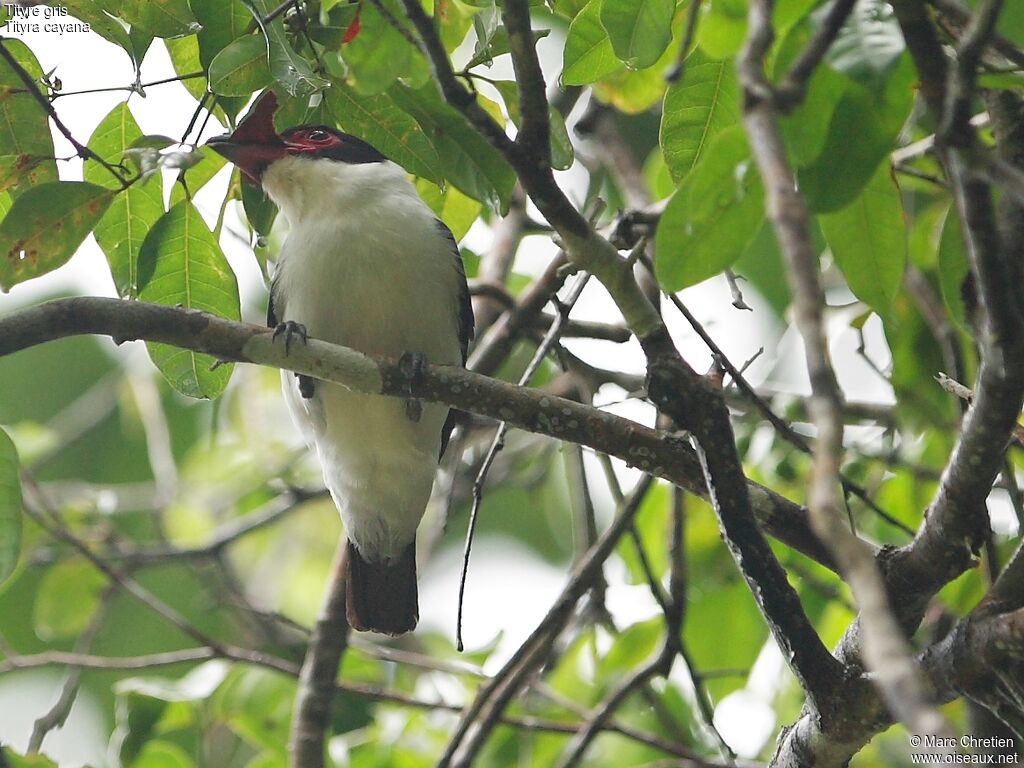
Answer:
0, 40, 57, 197
0, 426, 21, 589
798, 56, 915, 211
115, 0, 200, 38
563, 0, 621, 85
660, 52, 739, 182
0, 182, 114, 290
774, 23, 848, 166
86, 103, 165, 298
0, 154, 52, 194
63, 0, 135, 62
193, 0, 254, 70
130, 741, 196, 768
390, 83, 516, 212
242, 181, 278, 238
493, 81, 574, 171
137, 202, 240, 399
33, 558, 107, 640
600, 617, 663, 681
938, 207, 970, 332
341, 0, 427, 95
249, 0, 329, 98
317, 80, 444, 185
169, 148, 227, 206
0, 747, 59, 768
820, 163, 906, 318
164, 34, 211, 105
824, 0, 904, 87
600, 0, 675, 70
209, 35, 273, 96
213, 666, 295, 754
698, 0, 747, 59
655, 127, 764, 290
465, 28, 551, 70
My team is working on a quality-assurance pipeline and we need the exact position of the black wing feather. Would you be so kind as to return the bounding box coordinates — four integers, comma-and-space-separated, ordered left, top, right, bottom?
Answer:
436, 219, 474, 456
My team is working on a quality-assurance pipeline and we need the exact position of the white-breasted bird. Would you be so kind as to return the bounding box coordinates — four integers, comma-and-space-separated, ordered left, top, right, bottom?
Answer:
207, 92, 473, 635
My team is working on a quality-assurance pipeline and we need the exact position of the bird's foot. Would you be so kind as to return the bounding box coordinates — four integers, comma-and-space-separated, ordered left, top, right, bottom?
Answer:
398, 351, 427, 392
272, 321, 308, 354
297, 374, 315, 399
405, 398, 422, 422
399, 351, 427, 423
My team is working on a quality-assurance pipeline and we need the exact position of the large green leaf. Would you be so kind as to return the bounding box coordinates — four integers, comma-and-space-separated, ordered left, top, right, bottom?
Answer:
32, 558, 107, 640
209, 34, 273, 96
138, 202, 240, 399
114, 0, 200, 38
390, 83, 516, 212
660, 52, 739, 182
820, 163, 906, 318
0, 40, 57, 197
655, 127, 764, 290
250, 0, 329, 98
600, 0, 675, 70
0, 181, 114, 290
0, 426, 21, 589
563, 0, 621, 86
86, 103, 165, 298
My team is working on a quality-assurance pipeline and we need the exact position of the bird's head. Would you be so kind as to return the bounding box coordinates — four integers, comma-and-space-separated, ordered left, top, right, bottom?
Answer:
205, 91, 385, 185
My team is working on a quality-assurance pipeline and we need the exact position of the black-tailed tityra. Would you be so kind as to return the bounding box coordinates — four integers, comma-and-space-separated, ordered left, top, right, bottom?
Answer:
206, 93, 473, 636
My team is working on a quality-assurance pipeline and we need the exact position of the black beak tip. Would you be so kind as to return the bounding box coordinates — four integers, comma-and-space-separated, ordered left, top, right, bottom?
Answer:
204, 134, 233, 147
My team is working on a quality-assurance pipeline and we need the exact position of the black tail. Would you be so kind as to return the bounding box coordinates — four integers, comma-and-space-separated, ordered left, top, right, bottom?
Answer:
345, 539, 418, 636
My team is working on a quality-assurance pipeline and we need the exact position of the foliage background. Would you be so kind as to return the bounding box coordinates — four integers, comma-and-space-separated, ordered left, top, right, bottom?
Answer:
0, 0, 1022, 767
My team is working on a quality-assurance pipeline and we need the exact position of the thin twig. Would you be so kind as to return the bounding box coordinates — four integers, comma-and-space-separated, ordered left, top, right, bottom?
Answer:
666, 0, 704, 83
51, 71, 205, 98
28, 586, 116, 754
0, 39, 129, 187
457, 270, 593, 650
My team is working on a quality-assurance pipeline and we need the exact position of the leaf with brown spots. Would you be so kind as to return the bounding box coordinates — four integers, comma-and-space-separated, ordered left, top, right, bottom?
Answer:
0, 181, 114, 290
0, 154, 50, 193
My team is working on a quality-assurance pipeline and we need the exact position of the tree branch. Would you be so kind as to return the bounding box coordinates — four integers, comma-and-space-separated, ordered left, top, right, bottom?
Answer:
0, 297, 831, 570
740, 0, 950, 741
288, 542, 350, 768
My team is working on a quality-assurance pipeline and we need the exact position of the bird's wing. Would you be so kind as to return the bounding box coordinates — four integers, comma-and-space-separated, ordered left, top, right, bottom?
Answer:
434, 218, 475, 363
435, 219, 474, 457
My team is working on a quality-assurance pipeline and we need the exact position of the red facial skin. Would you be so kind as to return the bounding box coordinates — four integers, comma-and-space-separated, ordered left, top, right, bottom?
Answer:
205, 91, 344, 183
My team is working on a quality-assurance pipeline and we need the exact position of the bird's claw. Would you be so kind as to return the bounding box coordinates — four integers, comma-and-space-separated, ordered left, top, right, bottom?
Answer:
273, 321, 308, 354
399, 351, 427, 423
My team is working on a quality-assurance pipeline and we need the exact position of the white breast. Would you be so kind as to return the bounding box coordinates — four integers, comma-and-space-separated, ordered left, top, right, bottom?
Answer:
262, 155, 463, 561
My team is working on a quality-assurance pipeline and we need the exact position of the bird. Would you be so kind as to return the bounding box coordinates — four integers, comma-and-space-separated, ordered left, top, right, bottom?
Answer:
206, 92, 473, 635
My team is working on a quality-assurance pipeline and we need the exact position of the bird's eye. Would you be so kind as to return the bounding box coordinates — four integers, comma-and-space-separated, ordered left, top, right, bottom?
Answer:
307, 129, 330, 142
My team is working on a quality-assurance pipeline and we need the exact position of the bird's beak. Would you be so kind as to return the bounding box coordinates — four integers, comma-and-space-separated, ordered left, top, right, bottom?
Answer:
205, 91, 287, 184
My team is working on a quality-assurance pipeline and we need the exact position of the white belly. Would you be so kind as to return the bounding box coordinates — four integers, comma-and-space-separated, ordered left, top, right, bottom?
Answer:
266, 160, 463, 562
